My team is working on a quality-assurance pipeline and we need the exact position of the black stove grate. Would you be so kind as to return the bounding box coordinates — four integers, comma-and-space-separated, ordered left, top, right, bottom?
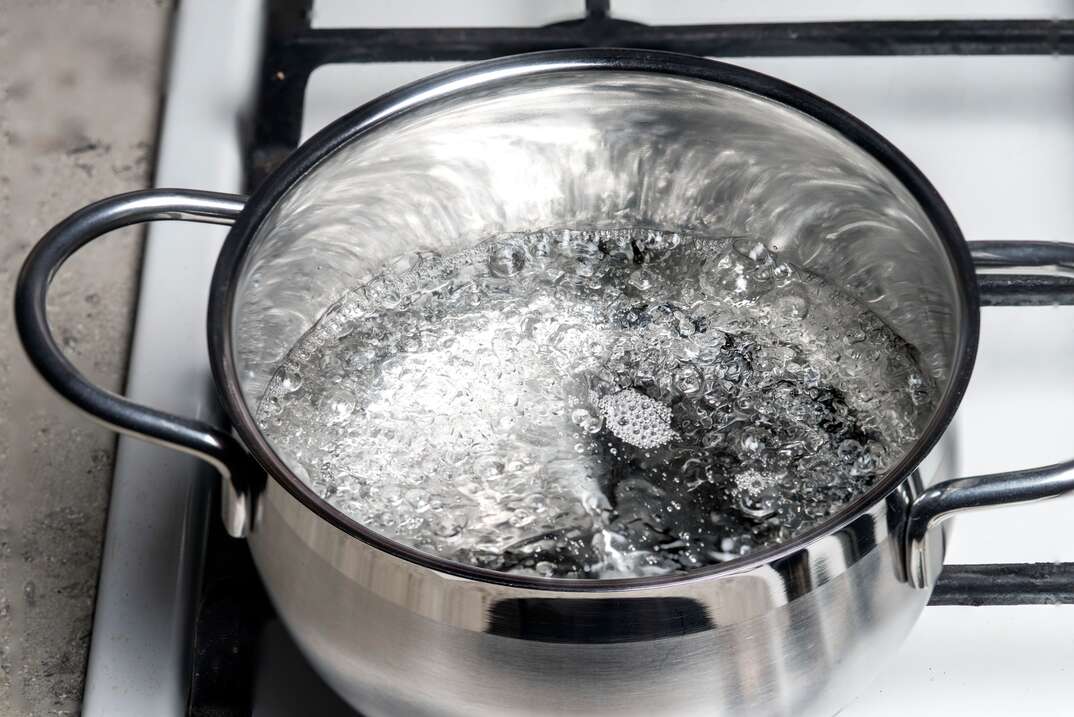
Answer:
248, 1, 1074, 185
188, 2, 1074, 714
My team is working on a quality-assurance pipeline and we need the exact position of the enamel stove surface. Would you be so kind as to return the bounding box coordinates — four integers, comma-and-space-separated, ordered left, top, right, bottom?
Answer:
81, 1, 1074, 715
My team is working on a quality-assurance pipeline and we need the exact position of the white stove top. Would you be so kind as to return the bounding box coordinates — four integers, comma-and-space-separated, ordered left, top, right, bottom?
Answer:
84, 1, 1074, 715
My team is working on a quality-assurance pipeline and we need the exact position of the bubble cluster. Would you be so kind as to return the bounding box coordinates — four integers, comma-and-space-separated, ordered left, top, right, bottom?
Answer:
257, 228, 936, 578
598, 389, 678, 449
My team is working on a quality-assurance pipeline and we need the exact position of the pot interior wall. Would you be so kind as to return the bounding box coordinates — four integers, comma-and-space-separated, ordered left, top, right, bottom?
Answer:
230, 70, 963, 418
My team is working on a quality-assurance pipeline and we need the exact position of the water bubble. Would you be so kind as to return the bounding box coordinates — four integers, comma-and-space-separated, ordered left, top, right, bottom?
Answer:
908, 371, 930, 406
488, 242, 527, 277
702, 431, 725, 449
774, 292, 810, 320
772, 262, 797, 286
733, 468, 781, 520
675, 313, 696, 337
260, 396, 282, 418
838, 439, 863, 463
510, 509, 535, 528
738, 493, 776, 521
850, 450, 877, 477
535, 561, 557, 576
733, 237, 773, 267
627, 270, 653, 292
571, 408, 603, 434
670, 366, 701, 396
404, 488, 427, 508
321, 388, 356, 424
433, 515, 465, 537
739, 427, 770, 458
277, 367, 303, 394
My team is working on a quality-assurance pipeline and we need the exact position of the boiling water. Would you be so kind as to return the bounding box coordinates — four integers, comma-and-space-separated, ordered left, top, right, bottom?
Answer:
256, 229, 936, 578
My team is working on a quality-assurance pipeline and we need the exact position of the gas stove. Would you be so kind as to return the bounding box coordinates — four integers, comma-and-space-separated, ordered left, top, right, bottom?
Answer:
81, 1, 1074, 715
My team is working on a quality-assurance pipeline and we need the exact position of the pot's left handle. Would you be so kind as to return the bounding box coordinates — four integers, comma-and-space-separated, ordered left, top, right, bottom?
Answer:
14, 189, 259, 537
906, 240, 1074, 588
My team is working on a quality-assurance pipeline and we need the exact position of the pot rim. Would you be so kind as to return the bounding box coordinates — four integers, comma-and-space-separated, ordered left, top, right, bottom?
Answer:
208, 48, 979, 592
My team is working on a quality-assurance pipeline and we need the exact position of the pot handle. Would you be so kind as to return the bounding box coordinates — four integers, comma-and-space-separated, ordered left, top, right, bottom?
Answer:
906, 240, 1074, 588
13, 189, 259, 537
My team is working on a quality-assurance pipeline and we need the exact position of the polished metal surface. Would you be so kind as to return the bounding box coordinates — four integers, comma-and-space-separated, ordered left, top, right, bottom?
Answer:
245, 440, 948, 716
13, 189, 259, 537
16, 50, 1074, 716
969, 240, 1074, 271
907, 457, 1074, 589
970, 240, 1074, 305
230, 70, 964, 404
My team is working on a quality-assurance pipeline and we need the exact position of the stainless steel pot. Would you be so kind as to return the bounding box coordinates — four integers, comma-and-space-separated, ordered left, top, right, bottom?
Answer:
15, 50, 1074, 716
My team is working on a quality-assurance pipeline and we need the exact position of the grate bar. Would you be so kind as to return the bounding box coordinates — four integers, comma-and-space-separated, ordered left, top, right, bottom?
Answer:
249, 18, 1074, 183
977, 275, 1074, 306
971, 240, 1074, 306
931, 563, 1074, 605
275, 19, 1074, 65
585, 0, 610, 22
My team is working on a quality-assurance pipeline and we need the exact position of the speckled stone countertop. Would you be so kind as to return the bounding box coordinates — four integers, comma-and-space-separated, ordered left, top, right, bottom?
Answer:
0, 2, 172, 715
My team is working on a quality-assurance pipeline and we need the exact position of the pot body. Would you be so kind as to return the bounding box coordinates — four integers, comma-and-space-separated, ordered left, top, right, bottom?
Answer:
247, 436, 952, 716
215, 52, 974, 716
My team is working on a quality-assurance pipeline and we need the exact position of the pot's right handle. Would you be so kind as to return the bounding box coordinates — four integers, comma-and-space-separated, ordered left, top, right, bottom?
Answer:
13, 189, 260, 537
906, 241, 1074, 588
